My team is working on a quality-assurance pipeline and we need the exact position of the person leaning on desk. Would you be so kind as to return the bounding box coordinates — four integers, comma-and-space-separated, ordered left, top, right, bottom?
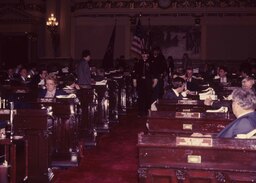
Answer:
204, 76, 255, 109
217, 88, 256, 138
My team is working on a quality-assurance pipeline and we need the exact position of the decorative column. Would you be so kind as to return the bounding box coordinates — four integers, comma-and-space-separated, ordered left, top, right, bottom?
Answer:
201, 17, 207, 61
59, 0, 71, 58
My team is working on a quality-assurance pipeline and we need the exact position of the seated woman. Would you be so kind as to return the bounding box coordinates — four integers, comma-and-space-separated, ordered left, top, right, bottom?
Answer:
217, 88, 256, 138
38, 74, 67, 98
163, 77, 187, 100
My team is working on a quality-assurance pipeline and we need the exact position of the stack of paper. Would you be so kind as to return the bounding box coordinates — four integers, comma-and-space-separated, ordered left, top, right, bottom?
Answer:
199, 88, 217, 100
206, 106, 228, 113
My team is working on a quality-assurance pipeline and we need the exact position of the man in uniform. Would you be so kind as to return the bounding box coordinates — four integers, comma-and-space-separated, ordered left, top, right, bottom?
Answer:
133, 50, 152, 117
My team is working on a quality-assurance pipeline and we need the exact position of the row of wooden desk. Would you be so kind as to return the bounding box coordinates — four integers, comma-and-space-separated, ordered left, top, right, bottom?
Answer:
0, 74, 136, 182
138, 97, 256, 182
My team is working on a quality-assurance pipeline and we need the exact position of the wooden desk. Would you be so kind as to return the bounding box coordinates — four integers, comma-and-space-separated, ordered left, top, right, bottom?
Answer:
78, 87, 98, 146
147, 111, 235, 135
91, 84, 110, 132
138, 133, 256, 183
13, 109, 51, 183
31, 98, 80, 167
156, 99, 211, 112
0, 138, 27, 183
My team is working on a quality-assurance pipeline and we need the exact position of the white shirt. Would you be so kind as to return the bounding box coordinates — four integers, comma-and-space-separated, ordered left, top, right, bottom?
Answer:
45, 89, 56, 98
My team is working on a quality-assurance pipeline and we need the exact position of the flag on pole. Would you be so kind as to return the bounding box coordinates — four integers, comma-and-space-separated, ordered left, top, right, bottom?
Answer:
102, 24, 116, 69
130, 19, 144, 55
144, 18, 152, 52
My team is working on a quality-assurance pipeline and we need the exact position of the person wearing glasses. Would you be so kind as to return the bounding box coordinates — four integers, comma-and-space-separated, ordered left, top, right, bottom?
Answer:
217, 88, 256, 138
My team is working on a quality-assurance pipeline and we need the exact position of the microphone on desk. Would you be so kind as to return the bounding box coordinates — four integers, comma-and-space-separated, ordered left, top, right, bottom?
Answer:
9, 102, 14, 141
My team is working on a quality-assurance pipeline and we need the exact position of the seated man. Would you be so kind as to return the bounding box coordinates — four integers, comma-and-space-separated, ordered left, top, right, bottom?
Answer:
185, 67, 201, 91
217, 88, 256, 138
213, 66, 229, 84
241, 76, 255, 92
204, 76, 255, 108
30, 68, 48, 89
163, 77, 187, 100
63, 74, 80, 94
38, 74, 67, 98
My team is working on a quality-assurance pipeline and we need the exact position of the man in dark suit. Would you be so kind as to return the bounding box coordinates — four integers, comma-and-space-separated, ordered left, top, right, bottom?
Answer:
76, 49, 92, 86
213, 66, 229, 84
185, 67, 201, 91
163, 77, 186, 100
217, 88, 256, 138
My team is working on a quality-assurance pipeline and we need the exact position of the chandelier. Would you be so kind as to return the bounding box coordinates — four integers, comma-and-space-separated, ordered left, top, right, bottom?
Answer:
46, 13, 59, 34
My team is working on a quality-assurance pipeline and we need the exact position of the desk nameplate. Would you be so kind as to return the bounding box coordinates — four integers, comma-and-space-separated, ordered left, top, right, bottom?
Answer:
0, 110, 17, 115
37, 98, 56, 103
183, 124, 193, 130
178, 100, 198, 105
176, 137, 213, 147
187, 155, 201, 164
175, 112, 201, 119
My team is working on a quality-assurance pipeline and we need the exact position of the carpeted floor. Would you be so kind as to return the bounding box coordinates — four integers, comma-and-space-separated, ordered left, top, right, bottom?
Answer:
53, 110, 147, 183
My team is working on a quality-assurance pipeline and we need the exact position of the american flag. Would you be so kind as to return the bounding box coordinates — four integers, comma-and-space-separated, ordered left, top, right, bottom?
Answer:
131, 19, 144, 55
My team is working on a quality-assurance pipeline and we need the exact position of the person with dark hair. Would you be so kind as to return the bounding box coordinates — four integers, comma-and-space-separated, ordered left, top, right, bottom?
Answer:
241, 76, 255, 92
213, 66, 229, 84
76, 49, 92, 86
63, 74, 80, 94
17, 67, 31, 85
163, 77, 187, 100
133, 50, 152, 117
30, 68, 48, 89
185, 67, 200, 91
217, 88, 256, 138
150, 47, 167, 100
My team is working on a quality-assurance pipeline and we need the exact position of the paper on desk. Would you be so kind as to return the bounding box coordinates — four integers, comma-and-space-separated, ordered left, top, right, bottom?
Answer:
206, 106, 228, 113
199, 89, 217, 100
236, 129, 256, 139
56, 93, 77, 98
95, 80, 107, 85
201, 87, 214, 92
199, 94, 217, 100
112, 76, 123, 79
150, 100, 157, 111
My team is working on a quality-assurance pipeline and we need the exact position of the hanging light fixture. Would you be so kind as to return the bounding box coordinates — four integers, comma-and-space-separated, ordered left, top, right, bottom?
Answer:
46, 13, 59, 56
46, 13, 59, 34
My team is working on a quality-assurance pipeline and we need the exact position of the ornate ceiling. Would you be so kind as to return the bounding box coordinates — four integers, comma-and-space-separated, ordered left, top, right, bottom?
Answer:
72, 0, 256, 10
0, 2, 45, 13
0, 0, 256, 17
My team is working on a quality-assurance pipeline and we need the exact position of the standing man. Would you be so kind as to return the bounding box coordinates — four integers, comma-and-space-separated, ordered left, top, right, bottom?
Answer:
150, 47, 166, 100
133, 50, 152, 117
76, 49, 92, 86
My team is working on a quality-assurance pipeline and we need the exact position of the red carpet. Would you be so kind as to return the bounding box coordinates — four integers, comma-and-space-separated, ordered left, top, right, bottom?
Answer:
53, 110, 147, 183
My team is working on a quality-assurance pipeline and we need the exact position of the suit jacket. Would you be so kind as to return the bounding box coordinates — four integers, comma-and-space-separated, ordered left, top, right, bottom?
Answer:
163, 89, 183, 100
217, 112, 256, 138
38, 88, 67, 98
186, 78, 200, 91
76, 58, 91, 85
